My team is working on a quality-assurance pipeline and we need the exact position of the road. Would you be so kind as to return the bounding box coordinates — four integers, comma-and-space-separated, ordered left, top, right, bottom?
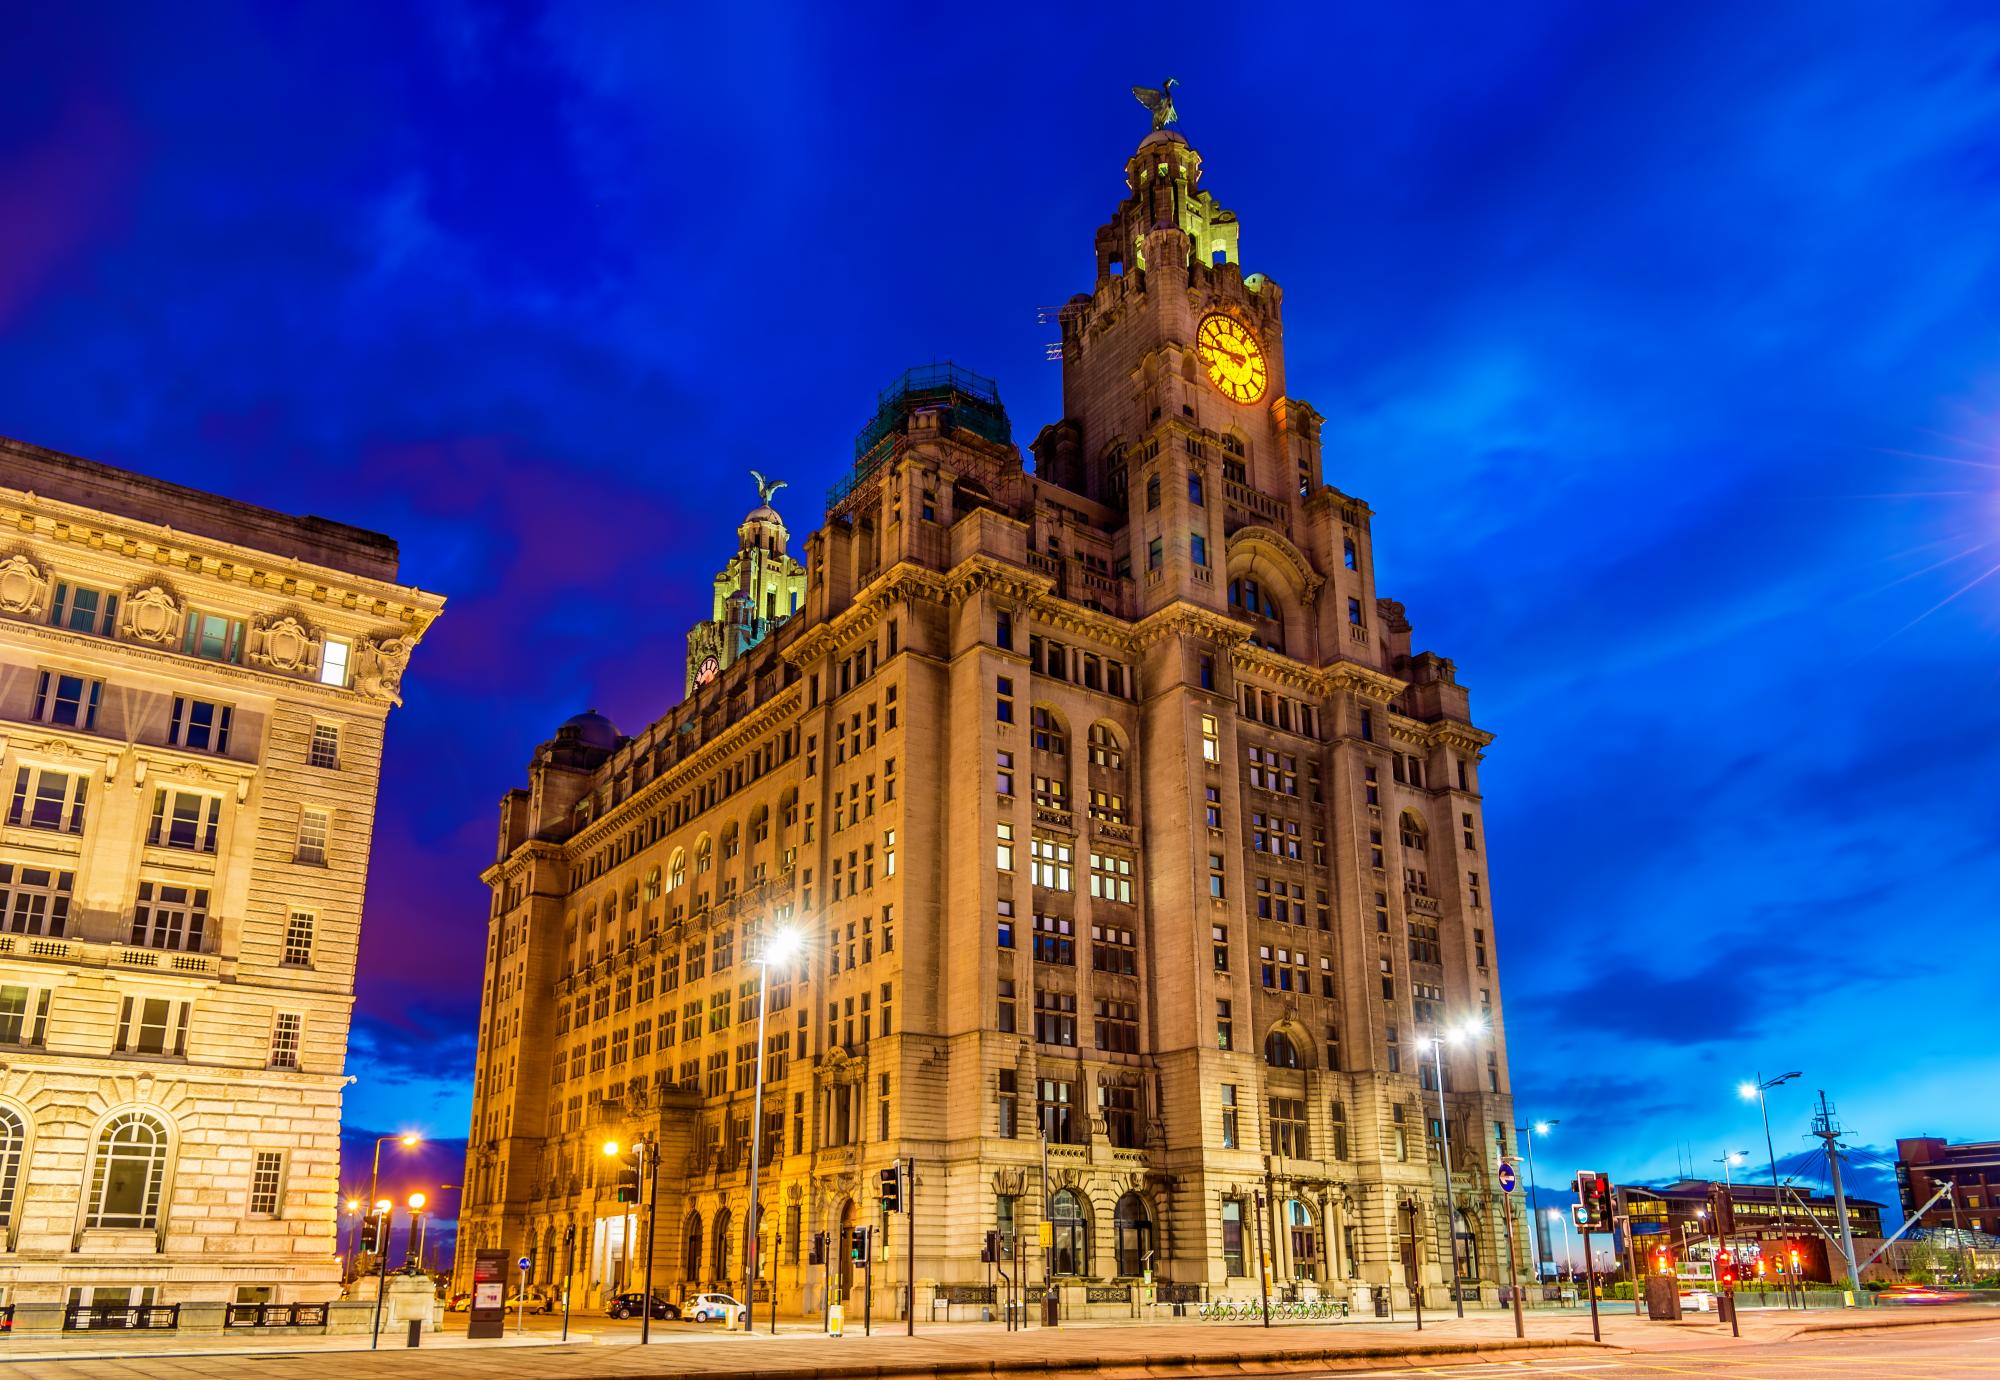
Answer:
1340, 1326, 2000, 1378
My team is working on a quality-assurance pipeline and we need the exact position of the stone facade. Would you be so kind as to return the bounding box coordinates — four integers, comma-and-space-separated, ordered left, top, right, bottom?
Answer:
458, 126, 1518, 1317
0, 436, 442, 1308
684, 483, 808, 695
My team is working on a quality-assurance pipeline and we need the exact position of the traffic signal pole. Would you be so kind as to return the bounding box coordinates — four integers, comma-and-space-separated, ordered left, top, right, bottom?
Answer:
1580, 1221, 1600, 1343
640, 1141, 659, 1345
907, 1159, 916, 1335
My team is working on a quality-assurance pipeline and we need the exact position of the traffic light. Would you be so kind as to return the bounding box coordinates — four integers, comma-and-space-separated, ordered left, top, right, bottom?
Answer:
809, 1231, 826, 1265
1653, 1246, 1672, 1275
362, 1210, 387, 1254
880, 1164, 903, 1213
1788, 1245, 1801, 1274
981, 1231, 998, 1264
611, 1153, 642, 1205
850, 1227, 869, 1263
1716, 1249, 1736, 1289
1573, 1171, 1613, 1231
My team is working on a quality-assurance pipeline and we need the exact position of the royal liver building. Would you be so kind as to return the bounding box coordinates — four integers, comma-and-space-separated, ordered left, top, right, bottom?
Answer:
458, 102, 1518, 1319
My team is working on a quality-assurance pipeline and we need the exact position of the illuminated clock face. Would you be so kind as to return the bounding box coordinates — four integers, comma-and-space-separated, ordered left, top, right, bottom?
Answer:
696, 655, 720, 686
1196, 314, 1267, 404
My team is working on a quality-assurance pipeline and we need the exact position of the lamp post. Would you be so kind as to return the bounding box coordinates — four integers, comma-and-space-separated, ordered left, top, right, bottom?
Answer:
1739, 1073, 1799, 1304
1550, 1209, 1574, 1285
369, 1196, 394, 1349
406, 1192, 429, 1272
343, 1198, 362, 1283
1426, 1019, 1484, 1317
367, 1132, 420, 1240
432, 1183, 461, 1275
745, 925, 800, 1334
1513, 1119, 1558, 1284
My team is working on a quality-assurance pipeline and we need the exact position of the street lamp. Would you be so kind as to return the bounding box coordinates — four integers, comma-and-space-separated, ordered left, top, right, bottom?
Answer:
367, 1131, 420, 1248
370, 1196, 395, 1350
1548, 1208, 1574, 1284
1512, 1118, 1558, 1282
745, 925, 801, 1334
343, 1198, 363, 1282
1426, 1018, 1486, 1317
406, 1192, 429, 1273
1740, 1072, 1800, 1304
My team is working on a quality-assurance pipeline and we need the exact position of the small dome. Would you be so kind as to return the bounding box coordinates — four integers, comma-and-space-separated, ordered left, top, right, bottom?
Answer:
557, 708, 621, 751
1139, 128, 1189, 151
726, 588, 753, 604
743, 504, 784, 526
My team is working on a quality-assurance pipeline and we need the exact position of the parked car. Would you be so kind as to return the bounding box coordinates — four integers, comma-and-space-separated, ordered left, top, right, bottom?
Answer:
445, 1292, 473, 1313
684, 1292, 747, 1324
606, 1291, 680, 1320
509, 1287, 559, 1315
1878, 1284, 1970, 1305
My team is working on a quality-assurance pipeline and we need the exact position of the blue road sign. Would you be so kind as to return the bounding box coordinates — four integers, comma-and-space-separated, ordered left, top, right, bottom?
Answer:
1498, 1163, 1519, 1194
518, 1256, 531, 1272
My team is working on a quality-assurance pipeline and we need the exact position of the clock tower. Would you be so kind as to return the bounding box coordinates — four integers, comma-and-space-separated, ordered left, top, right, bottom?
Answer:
683, 473, 807, 694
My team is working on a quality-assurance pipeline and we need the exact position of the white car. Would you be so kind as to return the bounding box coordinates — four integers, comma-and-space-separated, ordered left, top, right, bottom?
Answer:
684, 1292, 746, 1324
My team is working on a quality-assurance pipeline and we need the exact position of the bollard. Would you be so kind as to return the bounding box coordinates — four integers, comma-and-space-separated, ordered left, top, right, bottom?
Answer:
406, 1318, 422, 1348
828, 1303, 844, 1336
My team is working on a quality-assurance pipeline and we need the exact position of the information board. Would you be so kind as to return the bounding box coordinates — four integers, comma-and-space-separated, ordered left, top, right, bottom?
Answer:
467, 1247, 508, 1340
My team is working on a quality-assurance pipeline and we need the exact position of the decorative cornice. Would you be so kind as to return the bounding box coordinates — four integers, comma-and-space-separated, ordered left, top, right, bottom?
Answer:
1129, 601, 1250, 654
1223, 524, 1325, 603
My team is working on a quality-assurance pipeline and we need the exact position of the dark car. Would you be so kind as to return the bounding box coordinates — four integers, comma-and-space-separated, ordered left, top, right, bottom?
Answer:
605, 1291, 680, 1320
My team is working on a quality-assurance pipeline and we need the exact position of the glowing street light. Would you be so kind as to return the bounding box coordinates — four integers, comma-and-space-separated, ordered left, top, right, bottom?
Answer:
745, 926, 802, 1334
367, 1131, 421, 1240
1426, 1017, 1489, 1317
1512, 1118, 1559, 1281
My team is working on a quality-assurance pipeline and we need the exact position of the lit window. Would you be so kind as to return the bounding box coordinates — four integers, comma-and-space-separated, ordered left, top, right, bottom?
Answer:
320, 637, 351, 686
85, 1110, 170, 1227
183, 609, 246, 663
49, 582, 119, 636
282, 912, 315, 967
249, 1150, 284, 1216
296, 810, 329, 865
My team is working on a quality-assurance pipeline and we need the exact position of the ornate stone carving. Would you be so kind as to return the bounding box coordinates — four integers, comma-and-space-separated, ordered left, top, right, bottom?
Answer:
991, 1166, 1027, 1198
123, 586, 183, 644
249, 615, 320, 674
0, 555, 49, 617
353, 635, 414, 706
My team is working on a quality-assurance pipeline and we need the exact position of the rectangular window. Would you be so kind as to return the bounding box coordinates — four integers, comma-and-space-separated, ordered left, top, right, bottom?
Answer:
1269, 1096, 1308, 1158
1200, 713, 1220, 763
996, 676, 1014, 724
1343, 535, 1358, 570
9, 766, 88, 834
1147, 536, 1163, 571
1220, 1084, 1239, 1148
0, 985, 50, 1046
996, 611, 1013, 650
320, 637, 351, 687
1190, 532, 1209, 568
1030, 835, 1072, 890
1189, 472, 1206, 506
146, 788, 220, 852
1033, 989, 1077, 1046
296, 810, 329, 865
0, 864, 74, 936
282, 911, 314, 967
169, 697, 233, 753
997, 897, 1016, 948
1088, 852, 1134, 904
1037, 1077, 1076, 1143
31, 671, 102, 730
309, 724, 341, 769
1347, 597, 1363, 627
249, 1150, 285, 1217
131, 881, 210, 951
1090, 923, 1136, 975
1208, 852, 1226, 898
1031, 912, 1074, 964
997, 978, 1016, 1033
183, 610, 246, 664
1093, 997, 1138, 1053
116, 995, 190, 1056
997, 1069, 1018, 1138
49, 582, 120, 636
1222, 1200, 1245, 1276
269, 1013, 303, 1068
996, 821, 1015, 871
1216, 998, 1233, 1050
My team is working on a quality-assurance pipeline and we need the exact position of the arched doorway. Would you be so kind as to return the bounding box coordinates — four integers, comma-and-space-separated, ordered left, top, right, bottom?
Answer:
837, 1201, 856, 1298
1113, 1193, 1152, 1278
683, 1212, 704, 1286
1286, 1200, 1321, 1280
1050, 1189, 1088, 1277
712, 1206, 734, 1287
1453, 1209, 1479, 1283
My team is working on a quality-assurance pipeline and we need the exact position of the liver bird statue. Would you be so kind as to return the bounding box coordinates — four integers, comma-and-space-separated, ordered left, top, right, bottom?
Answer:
749, 469, 787, 506
1132, 77, 1180, 131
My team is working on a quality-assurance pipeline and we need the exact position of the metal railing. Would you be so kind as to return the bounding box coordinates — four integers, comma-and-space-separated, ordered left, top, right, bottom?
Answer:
63, 1302, 180, 1331
223, 1302, 330, 1328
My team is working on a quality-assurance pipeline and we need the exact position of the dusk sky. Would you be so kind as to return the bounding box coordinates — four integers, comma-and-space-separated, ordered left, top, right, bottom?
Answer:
4, 3, 1996, 1237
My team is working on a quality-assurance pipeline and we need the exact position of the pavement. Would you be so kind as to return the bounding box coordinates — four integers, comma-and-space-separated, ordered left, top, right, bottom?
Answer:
0, 1302, 1991, 1378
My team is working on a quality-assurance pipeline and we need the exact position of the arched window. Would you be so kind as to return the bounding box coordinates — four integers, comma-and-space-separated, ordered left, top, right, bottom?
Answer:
683, 1211, 703, 1280
86, 1110, 169, 1229
749, 806, 770, 846
643, 867, 661, 903
1087, 723, 1124, 770
1228, 575, 1286, 652
669, 850, 686, 892
1113, 1192, 1152, 1278
1454, 1208, 1479, 1282
1399, 810, 1428, 852
1287, 1199, 1321, 1280
1263, 1029, 1301, 1070
1031, 708, 1067, 756
720, 824, 740, 862
0, 1106, 22, 1240
711, 1206, 733, 1281
695, 836, 713, 876
1050, 1189, 1088, 1276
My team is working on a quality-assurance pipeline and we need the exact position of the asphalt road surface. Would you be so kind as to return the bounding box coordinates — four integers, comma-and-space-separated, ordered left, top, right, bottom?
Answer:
1334, 1326, 2000, 1379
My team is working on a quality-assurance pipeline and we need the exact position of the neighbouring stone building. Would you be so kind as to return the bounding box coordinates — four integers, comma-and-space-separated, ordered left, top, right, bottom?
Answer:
0, 436, 442, 1310
458, 118, 1517, 1317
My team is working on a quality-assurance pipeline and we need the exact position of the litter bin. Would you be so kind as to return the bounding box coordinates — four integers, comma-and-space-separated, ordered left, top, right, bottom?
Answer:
405, 1319, 422, 1348
1374, 1291, 1390, 1318
1042, 1291, 1059, 1326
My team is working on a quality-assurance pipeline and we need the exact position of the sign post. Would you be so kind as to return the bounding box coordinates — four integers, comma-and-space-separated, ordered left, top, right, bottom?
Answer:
467, 1247, 507, 1341
1498, 1161, 1524, 1338
516, 1256, 531, 1334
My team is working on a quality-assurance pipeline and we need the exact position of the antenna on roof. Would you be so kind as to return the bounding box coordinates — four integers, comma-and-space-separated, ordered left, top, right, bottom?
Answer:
1036, 306, 1065, 363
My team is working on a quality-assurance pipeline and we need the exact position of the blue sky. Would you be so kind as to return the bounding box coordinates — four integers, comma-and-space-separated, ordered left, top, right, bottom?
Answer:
3, 2, 1996, 1232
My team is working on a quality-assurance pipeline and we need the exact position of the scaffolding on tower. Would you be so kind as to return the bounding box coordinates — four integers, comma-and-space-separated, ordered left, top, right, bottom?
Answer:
826, 363, 1015, 520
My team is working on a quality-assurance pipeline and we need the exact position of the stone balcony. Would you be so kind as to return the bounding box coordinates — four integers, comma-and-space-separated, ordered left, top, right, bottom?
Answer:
0, 931, 219, 978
